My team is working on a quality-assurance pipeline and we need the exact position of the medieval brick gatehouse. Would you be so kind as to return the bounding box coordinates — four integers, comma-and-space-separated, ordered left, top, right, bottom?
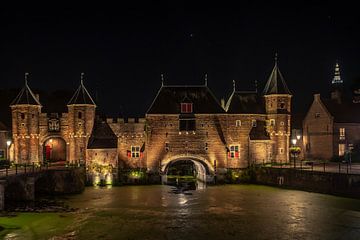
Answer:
303, 63, 360, 161
10, 60, 292, 180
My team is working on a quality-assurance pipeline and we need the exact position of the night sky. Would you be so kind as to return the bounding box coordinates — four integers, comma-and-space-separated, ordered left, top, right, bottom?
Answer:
0, 2, 359, 118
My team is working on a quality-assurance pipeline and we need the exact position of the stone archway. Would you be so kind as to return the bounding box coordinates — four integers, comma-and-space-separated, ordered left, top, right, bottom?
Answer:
162, 157, 213, 189
43, 137, 67, 163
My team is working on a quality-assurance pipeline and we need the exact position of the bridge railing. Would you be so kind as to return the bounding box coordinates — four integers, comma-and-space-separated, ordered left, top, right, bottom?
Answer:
0, 162, 85, 179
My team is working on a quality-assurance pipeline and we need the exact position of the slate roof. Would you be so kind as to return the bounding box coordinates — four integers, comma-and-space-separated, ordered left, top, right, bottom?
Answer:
225, 91, 265, 114
249, 120, 271, 140
321, 98, 360, 123
68, 80, 96, 105
147, 85, 226, 114
87, 119, 118, 149
263, 62, 291, 95
10, 81, 41, 106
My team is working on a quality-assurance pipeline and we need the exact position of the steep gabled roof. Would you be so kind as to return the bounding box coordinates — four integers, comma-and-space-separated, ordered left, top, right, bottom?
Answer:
87, 119, 117, 149
225, 91, 265, 114
263, 61, 291, 95
68, 77, 96, 105
249, 120, 270, 140
147, 85, 225, 114
10, 79, 41, 106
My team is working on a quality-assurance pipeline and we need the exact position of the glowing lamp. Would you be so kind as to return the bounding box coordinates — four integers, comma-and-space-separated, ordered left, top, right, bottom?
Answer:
291, 139, 297, 145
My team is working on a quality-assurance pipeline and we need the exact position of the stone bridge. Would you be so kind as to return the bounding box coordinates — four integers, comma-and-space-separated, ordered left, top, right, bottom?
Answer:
0, 166, 85, 210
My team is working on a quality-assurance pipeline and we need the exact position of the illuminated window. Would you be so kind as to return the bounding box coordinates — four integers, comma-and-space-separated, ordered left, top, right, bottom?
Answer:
270, 119, 275, 126
181, 103, 193, 113
236, 120, 241, 127
131, 146, 140, 158
339, 144, 345, 156
229, 145, 240, 158
339, 128, 345, 140
315, 113, 320, 118
252, 120, 257, 127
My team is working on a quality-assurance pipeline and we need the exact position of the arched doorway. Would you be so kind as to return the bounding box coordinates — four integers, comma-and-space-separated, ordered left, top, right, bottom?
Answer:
163, 158, 210, 190
43, 137, 66, 163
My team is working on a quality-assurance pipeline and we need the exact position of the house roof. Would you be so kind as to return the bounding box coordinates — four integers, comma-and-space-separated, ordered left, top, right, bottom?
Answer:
87, 119, 117, 149
225, 91, 265, 114
263, 61, 291, 95
68, 78, 96, 105
321, 98, 360, 123
147, 85, 226, 114
10, 80, 41, 106
249, 120, 270, 140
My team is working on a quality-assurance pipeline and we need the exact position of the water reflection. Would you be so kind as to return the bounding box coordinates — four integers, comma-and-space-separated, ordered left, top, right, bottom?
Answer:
55, 185, 360, 239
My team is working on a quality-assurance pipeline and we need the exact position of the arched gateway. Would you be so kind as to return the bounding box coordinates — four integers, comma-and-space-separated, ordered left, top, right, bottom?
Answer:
42, 137, 67, 163
161, 156, 214, 189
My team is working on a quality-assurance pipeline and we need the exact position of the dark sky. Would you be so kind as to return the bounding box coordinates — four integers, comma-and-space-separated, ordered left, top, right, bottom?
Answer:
0, 2, 359, 117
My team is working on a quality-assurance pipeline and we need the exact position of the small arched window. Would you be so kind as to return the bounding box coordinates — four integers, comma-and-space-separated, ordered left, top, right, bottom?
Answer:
78, 112, 82, 119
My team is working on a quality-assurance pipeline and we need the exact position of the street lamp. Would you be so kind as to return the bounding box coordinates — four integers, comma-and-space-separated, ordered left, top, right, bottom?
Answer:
291, 139, 297, 168
296, 135, 301, 140
6, 140, 11, 161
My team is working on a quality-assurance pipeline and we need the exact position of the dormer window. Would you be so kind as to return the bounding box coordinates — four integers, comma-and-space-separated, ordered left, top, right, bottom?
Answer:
181, 103, 193, 113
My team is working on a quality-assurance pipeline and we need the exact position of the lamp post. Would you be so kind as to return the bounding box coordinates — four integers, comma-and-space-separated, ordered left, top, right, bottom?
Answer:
291, 139, 297, 168
6, 140, 11, 161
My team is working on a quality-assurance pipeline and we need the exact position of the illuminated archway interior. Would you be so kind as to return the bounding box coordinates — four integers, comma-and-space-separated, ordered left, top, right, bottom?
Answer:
43, 137, 66, 162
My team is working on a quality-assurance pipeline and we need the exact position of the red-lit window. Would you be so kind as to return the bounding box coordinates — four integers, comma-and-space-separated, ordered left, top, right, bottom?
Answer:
228, 145, 240, 158
181, 103, 193, 113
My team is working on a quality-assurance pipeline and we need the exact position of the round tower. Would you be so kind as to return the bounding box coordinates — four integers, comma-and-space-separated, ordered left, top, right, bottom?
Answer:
67, 73, 96, 163
10, 73, 42, 164
263, 56, 292, 163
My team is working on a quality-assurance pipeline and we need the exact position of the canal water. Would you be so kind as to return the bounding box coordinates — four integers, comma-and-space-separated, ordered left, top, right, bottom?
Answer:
1, 185, 360, 239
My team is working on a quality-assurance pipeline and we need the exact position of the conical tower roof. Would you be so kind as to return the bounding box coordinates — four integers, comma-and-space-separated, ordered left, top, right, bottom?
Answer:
263, 56, 291, 95
10, 73, 41, 106
68, 73, 96, 105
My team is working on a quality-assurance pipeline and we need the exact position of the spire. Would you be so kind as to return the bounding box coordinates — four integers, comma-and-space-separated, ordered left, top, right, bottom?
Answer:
68, 73, 96, 105
204, 74, 208, 86
80, 72, 85, 85
161, 73, 164, 87
25, 72, 29, 86
332, 62, 343, 84
263, 55, 291, 95
10, 73, 41, 106
233, 80, 236, 92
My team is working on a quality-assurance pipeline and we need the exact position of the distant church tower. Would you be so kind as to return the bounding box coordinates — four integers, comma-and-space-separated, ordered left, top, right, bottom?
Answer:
263, 55, 292, 163
10, 73, 41, 164
331, 62, 343, 102
67, 73, 96, 163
